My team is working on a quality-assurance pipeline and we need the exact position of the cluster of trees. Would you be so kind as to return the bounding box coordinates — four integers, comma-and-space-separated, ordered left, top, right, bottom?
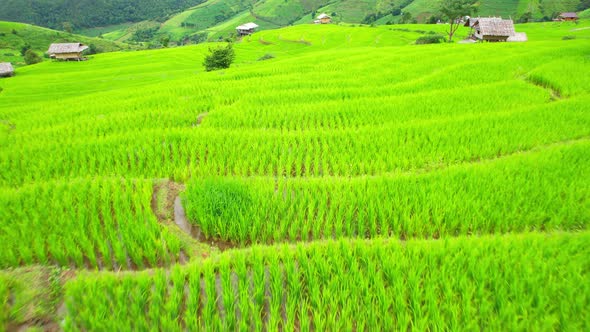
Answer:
0, 0, 205, 30
362, 0, 414, 25
129, 27, 159, 42
579, 0, 590, 11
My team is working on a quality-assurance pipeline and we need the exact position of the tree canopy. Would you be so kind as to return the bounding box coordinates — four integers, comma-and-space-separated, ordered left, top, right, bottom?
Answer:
439, 0, 477, 42
203, 44, 235, 72
0, 0, 205, 30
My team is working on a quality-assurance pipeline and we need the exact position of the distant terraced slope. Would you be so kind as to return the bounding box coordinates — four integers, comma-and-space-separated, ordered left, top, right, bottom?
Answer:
0, 21, 134, 65
137, 0, 586, 42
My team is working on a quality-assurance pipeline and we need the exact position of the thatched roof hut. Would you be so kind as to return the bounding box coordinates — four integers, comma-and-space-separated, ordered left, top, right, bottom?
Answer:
47, 43, 89, 61
0, 62, 14, 77
469, 18, 516, 42
557, 12, 579, 21
236, 23, 259, 36
315, 13, 332, 24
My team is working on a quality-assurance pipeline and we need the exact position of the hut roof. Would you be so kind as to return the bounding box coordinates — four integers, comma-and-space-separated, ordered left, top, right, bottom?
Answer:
464, 17, 478, 27
0, 62, 14, 75
236, 22, 259, 30
559, 12, 579, 19
475, 18, 515, 37
317, 13, 330, 19
47, 43, 89, 54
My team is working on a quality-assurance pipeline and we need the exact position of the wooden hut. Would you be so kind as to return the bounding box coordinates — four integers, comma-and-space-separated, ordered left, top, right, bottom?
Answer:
236, 23, 259, 36
556, 12, 579, 21
0, 62, 14, 77
466, 18, 516, 42
315, 13, 332, 24
47, 43, 89, 61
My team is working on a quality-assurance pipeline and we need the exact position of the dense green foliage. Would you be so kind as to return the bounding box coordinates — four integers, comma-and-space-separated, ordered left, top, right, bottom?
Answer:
440, 0, 477, 41
23, 49, 42, 65
203, 43, 235, 71
65, 233, 590, 330
0, 0, 205, 29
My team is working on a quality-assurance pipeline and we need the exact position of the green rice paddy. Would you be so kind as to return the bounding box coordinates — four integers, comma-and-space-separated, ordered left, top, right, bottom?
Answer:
1, 20, 589, 330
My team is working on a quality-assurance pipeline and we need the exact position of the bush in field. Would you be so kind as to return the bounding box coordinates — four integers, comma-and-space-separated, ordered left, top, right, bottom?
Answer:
24, 50, 42, 65
183, 179, 251, 235
416, 34, 446, 44
203, 43, 235, 71
257, 53, 275, 61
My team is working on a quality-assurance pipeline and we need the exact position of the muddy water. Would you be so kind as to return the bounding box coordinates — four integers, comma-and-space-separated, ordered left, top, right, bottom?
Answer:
174, 196, 202, 239
173, 196, 238, 251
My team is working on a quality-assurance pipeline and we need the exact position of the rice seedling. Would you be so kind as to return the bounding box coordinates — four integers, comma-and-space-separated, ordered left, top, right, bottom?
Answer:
0, 178, 185, 270
183, 140, 590, 244
62, 232, 590, 330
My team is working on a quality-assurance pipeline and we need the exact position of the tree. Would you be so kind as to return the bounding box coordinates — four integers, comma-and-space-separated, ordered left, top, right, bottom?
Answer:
160, 36, 170, 48
62, 21, 73, 33
203, 43, 235, 72
87, 44, 99, 55
439, 0, 477, 42
399, 12, 417, 24
578, 0, 590, 11
20, 44, 31, 56
518, 11, 533, 23
24, 49, 42, 65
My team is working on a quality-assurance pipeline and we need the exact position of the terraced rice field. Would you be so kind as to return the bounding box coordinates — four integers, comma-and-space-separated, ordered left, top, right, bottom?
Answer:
1, 21, 589, 330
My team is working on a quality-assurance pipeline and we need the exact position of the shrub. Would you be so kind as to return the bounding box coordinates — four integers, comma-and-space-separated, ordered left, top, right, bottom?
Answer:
416, 34, 446, 44
24, 49, 42, 65
258, 53, 275, 61
203, 43, 235, 72
86, 44, 99, 55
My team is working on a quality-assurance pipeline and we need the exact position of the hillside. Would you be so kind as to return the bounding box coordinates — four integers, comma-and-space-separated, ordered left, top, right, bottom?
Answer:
89, 0, 587, 43
0, 0, 205, 30
1, 21, 589, 329
0, 21, 135, 66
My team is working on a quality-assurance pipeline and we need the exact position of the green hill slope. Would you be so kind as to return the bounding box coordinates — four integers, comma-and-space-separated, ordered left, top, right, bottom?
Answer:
103, 0, 586, 43
0, 21, 135, 66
